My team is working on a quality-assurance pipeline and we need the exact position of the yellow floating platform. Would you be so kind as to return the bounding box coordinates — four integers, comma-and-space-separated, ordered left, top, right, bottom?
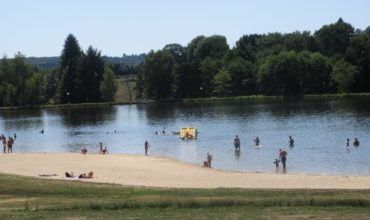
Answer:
180, 127, 197, 139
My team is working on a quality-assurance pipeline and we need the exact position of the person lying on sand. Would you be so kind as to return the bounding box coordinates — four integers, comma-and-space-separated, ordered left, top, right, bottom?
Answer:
65, 171, 93, 179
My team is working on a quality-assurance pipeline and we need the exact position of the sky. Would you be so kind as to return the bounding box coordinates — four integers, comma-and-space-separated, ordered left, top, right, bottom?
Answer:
1, 0, 369, 57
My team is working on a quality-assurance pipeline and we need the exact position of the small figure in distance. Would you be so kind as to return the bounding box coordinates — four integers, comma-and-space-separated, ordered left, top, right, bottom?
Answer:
81, 146, 88, 154
289, 136, 294, 147
346, 138, 350, 148
2, 135, 6, 154
273, 158, 280, 171
234, 135, 241, 151
40, 128, 44, 134
7, 137, 13, 153
102, 146, 108, 154
99, 142, 103, 154
144, 140, 150, 156
14, 133, 17, 140
162, 127, 165, 134
279, 149, 288, 171
354, 138, 360, 147
254, 136, 260, 146
155, 131, 158, 135
205, 152, 213, 168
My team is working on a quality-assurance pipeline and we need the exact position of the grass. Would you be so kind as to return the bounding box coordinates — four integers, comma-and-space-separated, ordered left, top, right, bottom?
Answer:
0, 174, 370, 219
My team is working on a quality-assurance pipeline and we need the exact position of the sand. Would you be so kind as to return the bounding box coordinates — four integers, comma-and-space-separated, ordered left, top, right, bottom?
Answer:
0, 153, 370, 189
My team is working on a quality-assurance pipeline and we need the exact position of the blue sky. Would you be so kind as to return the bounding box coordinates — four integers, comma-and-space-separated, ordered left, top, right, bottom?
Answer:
1, 0, 369, 57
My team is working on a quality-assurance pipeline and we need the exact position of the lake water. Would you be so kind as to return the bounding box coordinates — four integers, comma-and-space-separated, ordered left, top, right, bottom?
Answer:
1, 98, 370, 176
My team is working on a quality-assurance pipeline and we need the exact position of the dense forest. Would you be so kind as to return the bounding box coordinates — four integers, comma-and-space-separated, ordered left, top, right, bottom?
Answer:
137, 18, 370, 99
1, 18, 370, 106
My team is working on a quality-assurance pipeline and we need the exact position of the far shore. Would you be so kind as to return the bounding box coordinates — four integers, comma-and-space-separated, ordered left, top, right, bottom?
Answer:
1, 92, 370, 111
0, 153, 370, 189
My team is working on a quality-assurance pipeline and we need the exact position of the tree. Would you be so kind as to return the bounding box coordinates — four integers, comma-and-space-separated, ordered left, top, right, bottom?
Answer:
346, 33, 370, 92
100, 66, 117, 102
332, 59, 358, 93
213, 68, 232, 96
25, 72, 44, 105
163, 43, 186, 63
314, 18, 354, 57
59, 34, 83, 103
257, 51, 303, 96
142, 50, 175, 100
80, 46, 105, 102
226, 57, 256, 95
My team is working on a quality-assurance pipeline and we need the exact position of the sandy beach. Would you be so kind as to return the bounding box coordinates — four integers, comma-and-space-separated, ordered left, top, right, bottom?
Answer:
0, 153, 370, 189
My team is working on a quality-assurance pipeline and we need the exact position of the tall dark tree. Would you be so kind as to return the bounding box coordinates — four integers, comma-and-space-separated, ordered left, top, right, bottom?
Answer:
346, 33, 370, 92
163, 43, 186, 64
80, 46, 105, 102
143, 50, 175, 100
314, 18, 354, 57
60, 34, 83, 103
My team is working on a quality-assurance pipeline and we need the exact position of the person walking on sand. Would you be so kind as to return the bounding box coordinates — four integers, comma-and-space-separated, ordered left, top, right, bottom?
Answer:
207, 153, 213, 168
144, 140, 150, 155
234, 135, 240, 151
2, 136, 6, 154
279, 149, 288, 171
7, 137, 13, 153
99, 142, 103, 154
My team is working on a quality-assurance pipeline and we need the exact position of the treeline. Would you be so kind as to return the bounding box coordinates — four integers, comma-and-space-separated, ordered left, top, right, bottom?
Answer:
136, 18, 370, 99
0, 34, 117, 106
26, 54, 145, 70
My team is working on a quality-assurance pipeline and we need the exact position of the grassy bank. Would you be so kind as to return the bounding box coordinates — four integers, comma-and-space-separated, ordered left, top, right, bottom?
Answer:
1, 174, 370, 219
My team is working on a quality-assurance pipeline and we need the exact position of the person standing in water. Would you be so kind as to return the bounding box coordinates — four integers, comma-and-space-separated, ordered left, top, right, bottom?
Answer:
354, 138, 360, 147
279, 149, 288, 171
144, 140, 150, 155
234, 135, 241, 151
289, 136, 294, 147
254, 136, 260, 146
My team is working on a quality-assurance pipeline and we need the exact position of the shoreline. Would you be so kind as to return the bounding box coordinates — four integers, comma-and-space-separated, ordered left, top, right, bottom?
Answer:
1, 153, 370, 189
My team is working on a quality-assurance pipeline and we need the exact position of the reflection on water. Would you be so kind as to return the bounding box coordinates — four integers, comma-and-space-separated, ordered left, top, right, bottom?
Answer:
1, 98, 370, 176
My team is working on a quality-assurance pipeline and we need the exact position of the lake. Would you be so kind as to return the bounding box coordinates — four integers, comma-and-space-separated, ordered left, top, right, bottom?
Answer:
1, 98, 370, 176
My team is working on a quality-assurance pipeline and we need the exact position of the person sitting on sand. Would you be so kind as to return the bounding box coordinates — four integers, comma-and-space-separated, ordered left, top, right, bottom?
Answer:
204, 153, 212, 168
102, 146, 108, 154
81, 147, 87, 154
65, 172, 75, 178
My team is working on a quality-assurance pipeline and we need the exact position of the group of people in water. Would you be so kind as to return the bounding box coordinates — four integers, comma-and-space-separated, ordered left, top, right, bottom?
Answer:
1, 133, 16, 154
233, 135, 289, 171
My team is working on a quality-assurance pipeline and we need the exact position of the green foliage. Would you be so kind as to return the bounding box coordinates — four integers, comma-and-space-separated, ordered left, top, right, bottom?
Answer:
142, 50, 175, 100
59, 34, 83, 103
80, 46, 105, 102
315, 18, 354, 57
213, 68, 232, 96
100, 66, 117, 102
332, 59, 358, 92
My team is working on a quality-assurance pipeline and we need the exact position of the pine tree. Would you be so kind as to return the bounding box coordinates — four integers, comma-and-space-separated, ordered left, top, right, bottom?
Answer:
60, 34, 83, 103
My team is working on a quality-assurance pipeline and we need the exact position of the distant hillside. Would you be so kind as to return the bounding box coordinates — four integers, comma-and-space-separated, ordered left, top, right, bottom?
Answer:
26, 54, 145, 70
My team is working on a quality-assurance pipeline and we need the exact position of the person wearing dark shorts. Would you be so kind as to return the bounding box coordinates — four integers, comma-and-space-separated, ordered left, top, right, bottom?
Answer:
279, 149, 288, 170
234, 135, 240, 150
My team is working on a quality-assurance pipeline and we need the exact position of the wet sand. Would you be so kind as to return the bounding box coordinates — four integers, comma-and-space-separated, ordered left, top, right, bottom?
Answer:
1, 153, 370, 189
